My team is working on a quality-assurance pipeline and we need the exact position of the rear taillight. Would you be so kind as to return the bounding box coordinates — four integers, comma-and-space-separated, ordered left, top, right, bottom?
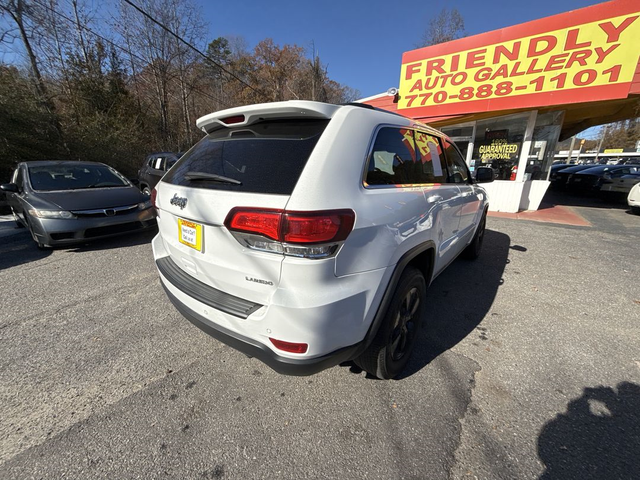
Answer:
226, 208, 282, 241
269, 337, 308, 354
151, 188, 158, 210
224, 208, 355, 258
284, 211, 354, 243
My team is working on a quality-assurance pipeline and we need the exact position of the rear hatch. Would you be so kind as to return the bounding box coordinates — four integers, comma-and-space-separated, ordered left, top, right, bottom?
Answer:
155, 113, 331, 305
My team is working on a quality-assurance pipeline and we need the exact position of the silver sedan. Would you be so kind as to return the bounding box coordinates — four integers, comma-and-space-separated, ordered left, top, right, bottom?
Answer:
1, 161, 156, 248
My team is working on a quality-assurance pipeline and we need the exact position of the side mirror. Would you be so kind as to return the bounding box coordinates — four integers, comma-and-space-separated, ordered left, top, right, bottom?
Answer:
0, 183, 19, 193
475, 167, 494, 183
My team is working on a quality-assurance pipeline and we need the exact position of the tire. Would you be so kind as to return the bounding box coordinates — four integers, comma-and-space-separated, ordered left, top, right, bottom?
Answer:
631, 206, 640, 215
462, 211, 486, 260
142, 186, 151, 196
355, 267, 426, 379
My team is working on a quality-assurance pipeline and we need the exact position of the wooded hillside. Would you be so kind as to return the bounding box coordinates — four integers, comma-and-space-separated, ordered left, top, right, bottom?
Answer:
0, 0, 358, 181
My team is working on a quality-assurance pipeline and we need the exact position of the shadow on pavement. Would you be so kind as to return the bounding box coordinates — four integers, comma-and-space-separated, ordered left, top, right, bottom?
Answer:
0, 230, 53, 270
0, 228, 156, 271
538, 382, 640, 480
341, 229, 512, 380
399, 228, 512, 379
542, 188, 629, 211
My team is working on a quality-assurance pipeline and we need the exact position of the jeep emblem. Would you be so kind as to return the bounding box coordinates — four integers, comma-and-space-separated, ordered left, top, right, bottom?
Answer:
170, 194, 187, 210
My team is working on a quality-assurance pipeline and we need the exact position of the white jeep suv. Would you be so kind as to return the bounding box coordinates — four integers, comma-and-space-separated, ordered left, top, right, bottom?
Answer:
152, 101, 491, 379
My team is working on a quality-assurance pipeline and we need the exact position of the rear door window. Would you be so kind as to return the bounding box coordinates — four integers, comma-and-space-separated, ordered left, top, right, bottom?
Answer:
366, 128, 447, 186
414, 131, 447, 184
444, 141, 470, 184
163, 119, 329, 195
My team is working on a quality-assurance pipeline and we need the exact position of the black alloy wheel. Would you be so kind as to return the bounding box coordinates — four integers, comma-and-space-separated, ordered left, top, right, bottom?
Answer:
355, 266, 426, 379
389, 287, 420, 362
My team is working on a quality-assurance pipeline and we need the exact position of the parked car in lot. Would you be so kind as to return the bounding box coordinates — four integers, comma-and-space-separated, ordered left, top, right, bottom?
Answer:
566, 165, 639, 193
628, 182, 640, 214
138, 152, 182, 195
151, 101, 492, 379
550, 164, 599, 190
548, 163, 573, 183
1, 161, 156, 248
600, 173, 640, 198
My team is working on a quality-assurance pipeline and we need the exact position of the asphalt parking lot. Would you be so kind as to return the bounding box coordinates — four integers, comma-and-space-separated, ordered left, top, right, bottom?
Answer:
1, 196, 639, 479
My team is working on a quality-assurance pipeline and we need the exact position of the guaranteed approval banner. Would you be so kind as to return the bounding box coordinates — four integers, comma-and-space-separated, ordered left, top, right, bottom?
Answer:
398, 0, 640, 117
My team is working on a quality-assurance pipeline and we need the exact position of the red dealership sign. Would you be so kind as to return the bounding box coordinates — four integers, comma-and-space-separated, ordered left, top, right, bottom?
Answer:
398, 0, 640, 117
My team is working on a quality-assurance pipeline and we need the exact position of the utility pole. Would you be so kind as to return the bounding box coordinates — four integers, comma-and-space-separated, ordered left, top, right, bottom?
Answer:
576, 139, 585, 164
595, 125, 609, 164
567, 135, 576, 164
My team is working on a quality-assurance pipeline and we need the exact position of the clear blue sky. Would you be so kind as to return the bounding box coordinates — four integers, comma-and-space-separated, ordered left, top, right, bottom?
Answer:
202, 0, 604, 101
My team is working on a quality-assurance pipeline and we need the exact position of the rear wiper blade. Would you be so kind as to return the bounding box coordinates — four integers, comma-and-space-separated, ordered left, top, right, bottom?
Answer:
184, 171, 242, 185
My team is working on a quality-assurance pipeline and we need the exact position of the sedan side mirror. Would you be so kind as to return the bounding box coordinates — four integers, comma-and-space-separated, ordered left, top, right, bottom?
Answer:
475, 167, 494, 183
0, 183, 19, 193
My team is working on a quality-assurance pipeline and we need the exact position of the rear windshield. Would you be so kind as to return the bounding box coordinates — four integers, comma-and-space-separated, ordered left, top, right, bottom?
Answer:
163, 119, 329, 195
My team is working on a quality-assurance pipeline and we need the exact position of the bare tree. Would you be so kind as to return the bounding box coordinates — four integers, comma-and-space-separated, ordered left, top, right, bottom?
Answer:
1, 0, 51, 108
418, 7, 465, 47
0, 0, 68, 150
115, 0, 208, 148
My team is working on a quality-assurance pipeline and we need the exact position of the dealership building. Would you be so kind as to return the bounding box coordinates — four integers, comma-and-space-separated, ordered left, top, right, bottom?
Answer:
362, 0, 640, 212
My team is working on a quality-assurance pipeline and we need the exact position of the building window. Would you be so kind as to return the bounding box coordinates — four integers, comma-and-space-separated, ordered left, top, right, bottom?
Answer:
527, 111, 564, 181
441, 124, 474, 162
472, 112, 529, 181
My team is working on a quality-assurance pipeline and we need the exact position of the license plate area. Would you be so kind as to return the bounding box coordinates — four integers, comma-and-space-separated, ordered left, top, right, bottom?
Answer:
178, 218, 203, 252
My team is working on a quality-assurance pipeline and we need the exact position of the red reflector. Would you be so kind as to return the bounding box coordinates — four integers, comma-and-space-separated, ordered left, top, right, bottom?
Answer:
226, 208, 283, 240
269, 338, 308, 354
220, 115, 245, 124
150, 188, 158, 209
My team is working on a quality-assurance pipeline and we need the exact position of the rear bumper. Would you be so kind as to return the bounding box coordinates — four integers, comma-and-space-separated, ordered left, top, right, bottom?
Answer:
152, 231, 391, 375
161, 283, 360, 375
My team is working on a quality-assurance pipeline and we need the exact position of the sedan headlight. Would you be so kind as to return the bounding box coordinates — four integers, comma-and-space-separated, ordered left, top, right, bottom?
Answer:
138, 200, 152, 210
28, 209, 75, 219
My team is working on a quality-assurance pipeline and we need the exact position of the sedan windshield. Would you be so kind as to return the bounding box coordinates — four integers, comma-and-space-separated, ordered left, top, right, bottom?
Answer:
28, 164, 129, 191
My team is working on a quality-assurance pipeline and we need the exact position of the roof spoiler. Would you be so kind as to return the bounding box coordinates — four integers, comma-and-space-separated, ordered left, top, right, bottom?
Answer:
196, 101, 341, 133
